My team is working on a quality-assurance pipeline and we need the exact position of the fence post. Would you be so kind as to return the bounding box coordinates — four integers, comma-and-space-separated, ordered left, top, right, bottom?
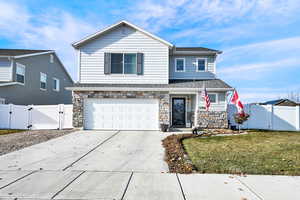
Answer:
267, 105, 274, 130
27, 105, 33, 130
296, 106, 300, 131
58, 104, 64, 130
8, 104, 13, 129
245, 104, 250, 129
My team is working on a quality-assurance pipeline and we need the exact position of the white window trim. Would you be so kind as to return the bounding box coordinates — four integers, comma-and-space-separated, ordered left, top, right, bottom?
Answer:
175, 58, 185, 72
40, 72, 47, 91
196, 57, 207, 72
53, 77, 60, 92
208, 93, 218, 104
16, 63, 25, 86
110, 53, 138, 75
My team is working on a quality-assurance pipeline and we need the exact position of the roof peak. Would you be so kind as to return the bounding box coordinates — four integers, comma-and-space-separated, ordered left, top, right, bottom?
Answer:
72, 20, 173, 48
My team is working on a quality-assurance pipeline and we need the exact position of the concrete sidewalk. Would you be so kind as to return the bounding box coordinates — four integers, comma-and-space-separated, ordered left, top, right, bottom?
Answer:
0, 170, 299, 199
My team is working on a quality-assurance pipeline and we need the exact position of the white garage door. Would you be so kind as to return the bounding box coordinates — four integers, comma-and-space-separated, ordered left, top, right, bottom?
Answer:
84, 98, 159, 130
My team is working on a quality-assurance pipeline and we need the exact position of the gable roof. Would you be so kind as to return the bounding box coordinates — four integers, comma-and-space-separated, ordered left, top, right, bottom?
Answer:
72, 20, 173, 48
0, 49, 51, 56
261, 99, 298, 106
0, 49, 73, 84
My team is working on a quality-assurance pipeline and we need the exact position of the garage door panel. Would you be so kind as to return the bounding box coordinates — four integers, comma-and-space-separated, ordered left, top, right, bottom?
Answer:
84, 98, 159, 130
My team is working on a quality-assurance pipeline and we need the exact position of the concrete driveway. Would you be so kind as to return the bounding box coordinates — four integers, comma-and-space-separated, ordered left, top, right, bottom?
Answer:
0, 130, 168, 172
0, 130, 299, 199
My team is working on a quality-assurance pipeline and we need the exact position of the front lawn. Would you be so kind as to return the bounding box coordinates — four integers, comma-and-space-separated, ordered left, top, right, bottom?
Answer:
183, 131, 300, 175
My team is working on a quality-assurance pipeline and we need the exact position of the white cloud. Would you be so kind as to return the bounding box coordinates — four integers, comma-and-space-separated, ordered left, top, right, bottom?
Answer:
0, 1, 99, 81
217, 36, 300, 80
221, 36, 300, 62
237, 85, 300, 103
128, 0, 187, 32
219, 58, 299, 80
129, 0, 300, 34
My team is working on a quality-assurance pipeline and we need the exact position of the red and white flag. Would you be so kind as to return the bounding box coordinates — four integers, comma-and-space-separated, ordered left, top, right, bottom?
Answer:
230, 90, 245, 116
202, 88, 211, 111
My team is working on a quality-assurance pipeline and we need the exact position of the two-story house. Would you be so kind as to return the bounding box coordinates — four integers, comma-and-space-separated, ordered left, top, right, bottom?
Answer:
67, 21, 233, 130
0, 49, 73, 105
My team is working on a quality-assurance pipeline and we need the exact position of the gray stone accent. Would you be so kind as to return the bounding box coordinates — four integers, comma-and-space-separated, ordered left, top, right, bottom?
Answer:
73, 91, 169, 128
197, 111, 228, 129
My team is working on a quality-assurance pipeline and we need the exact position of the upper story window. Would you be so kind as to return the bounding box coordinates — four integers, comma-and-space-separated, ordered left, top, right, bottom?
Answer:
16, 64, 25, 84
175, 58, 185, 72
53, 78, 60, 92
208, 93, 217, 103
111, 53, 137, 74
50, 54, 54, 63
196, 58, 207, 71
40, 72, 47, 90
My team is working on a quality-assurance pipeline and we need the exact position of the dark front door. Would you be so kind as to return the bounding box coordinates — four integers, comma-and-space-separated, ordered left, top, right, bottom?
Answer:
172, 98, 186, 127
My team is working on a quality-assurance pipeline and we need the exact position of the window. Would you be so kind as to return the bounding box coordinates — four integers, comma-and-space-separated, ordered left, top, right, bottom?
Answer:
124, 54, 137, 74
16, 64, 25, 84
50, 54, 54, 63
175, 58, 185, 72
40, 73, 47, 90
53, 78, 60, 91
208, 94, 217, 103
197, 58, 207, 71
111, 53, 137, 74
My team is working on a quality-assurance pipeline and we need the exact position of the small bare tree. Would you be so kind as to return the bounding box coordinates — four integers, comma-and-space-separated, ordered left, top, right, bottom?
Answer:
287, 91, 300, 103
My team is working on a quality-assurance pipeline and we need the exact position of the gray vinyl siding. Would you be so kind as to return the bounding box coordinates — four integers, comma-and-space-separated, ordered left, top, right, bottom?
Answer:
79, 25, 169, 84
0, 58, 12, 82
198, 92, 227, 111
0, 54, 73, 105
169, 55, 216, 79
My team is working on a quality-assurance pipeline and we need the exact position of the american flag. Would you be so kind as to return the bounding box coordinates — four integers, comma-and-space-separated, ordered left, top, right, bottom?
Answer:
202, 87, 211, 111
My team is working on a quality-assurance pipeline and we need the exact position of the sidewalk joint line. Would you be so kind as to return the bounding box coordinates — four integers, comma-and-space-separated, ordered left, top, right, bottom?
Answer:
121, 171, 134, 200
176, 173, 187, 200
51, 171, 85, 199
62, 131, 120, 171
235, 176, 264, 200
0, 170, 37, 190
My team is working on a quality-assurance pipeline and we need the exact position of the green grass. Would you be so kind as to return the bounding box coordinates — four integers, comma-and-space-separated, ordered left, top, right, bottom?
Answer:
183, 131, 300, 175
0, 129, 24, 135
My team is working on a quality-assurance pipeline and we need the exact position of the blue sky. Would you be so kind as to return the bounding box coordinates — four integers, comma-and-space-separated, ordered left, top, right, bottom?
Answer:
1, 0, 300, 103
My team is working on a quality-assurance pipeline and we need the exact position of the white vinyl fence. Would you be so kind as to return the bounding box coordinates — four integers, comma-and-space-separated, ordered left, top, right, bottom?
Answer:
228, 104, 300, 131
0, 104, 73, 130
0, 98, 5, 104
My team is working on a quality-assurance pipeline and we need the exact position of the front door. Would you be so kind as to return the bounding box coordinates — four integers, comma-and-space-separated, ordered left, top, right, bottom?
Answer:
172, 98, 186, 127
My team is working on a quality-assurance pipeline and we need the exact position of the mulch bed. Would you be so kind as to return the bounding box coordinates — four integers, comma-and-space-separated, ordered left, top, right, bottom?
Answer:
162, 134, 199, 173
0, 129, 76, 156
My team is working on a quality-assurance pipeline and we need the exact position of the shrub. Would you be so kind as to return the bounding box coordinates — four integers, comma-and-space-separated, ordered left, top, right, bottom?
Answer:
234, 113, 250, 125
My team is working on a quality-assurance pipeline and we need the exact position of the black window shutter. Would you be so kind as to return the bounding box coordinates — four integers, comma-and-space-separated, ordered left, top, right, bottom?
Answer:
104, 53, 111, 74
137, 53, 143, 75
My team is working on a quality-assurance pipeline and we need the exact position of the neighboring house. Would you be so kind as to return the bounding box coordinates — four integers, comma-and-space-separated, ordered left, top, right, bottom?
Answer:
0, 49, 73, 105
67, 20, 233, 130
260, 99, 299, 106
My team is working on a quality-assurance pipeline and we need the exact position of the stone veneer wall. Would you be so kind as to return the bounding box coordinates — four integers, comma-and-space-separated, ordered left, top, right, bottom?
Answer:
73, 91, 170, 128
197, 111, 228, 129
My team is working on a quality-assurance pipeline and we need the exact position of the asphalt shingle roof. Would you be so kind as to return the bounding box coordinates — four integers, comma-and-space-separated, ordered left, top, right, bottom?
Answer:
0, 49, 51, 56
73, 79, 232, 89
174, 47, 221, 53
